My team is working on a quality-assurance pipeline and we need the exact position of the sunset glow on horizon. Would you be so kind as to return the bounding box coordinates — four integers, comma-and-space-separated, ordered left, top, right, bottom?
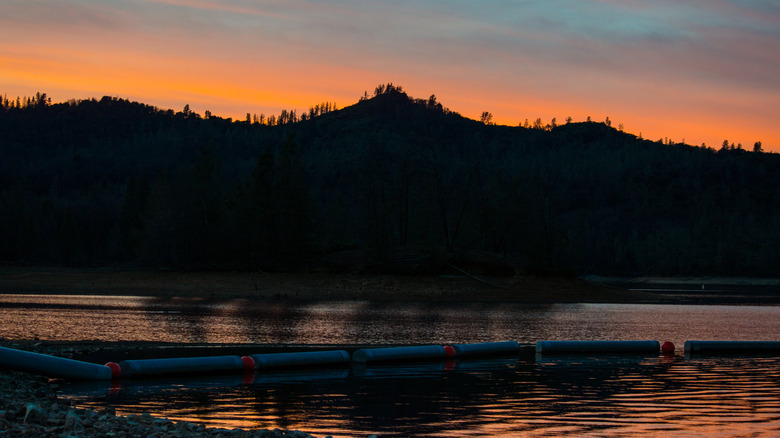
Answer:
2, 0, 778, 151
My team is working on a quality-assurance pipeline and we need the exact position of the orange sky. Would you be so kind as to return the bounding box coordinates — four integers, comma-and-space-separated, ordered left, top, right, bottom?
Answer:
2, 0, 778, 151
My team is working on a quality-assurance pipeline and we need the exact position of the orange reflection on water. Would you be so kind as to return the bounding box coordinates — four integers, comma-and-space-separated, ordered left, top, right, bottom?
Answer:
60, 355, 780, 437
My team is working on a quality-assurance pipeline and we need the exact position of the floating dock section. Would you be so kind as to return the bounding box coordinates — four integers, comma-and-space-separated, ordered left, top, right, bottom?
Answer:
0, 346, 113, 380
535, 340, 661, 355
684, 341, 780, 355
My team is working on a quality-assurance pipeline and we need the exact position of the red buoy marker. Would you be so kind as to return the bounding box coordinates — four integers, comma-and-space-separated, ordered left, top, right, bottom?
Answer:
444, 346, 456, 358
661, 341, 675, 354
105, 362, 122, 379
241, 356, 255, 372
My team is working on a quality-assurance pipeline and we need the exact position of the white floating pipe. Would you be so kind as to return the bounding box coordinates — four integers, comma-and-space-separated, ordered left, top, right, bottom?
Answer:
684, 340, 780, 355
352, 345, 446, 363
446, 341, 521, 358
250, 350, 350, 369
0, 346, 113, 380
117, 355, 253, 378
535, 340, 660, 354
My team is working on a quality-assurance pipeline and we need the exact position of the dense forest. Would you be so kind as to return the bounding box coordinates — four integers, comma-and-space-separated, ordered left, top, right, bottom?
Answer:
1, 85, 778, 276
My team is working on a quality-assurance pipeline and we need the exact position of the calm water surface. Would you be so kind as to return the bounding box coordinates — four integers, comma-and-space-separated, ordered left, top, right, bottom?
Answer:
2, 295, 779, 437
60, 355, 780, 437
1, 294, 779, 348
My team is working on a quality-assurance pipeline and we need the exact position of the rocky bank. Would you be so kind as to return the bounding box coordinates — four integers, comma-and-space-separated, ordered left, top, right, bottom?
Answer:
0, 368, 324, 438
0, 341, 341, 437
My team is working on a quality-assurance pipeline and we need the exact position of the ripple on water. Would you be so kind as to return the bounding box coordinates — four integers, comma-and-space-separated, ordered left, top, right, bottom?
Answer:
52, 356, 780, 437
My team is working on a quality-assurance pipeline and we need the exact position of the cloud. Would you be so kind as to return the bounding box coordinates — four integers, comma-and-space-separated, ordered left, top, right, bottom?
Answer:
0, 0, 123, 33
1, 0, 778, 149
137, 0, 285, 18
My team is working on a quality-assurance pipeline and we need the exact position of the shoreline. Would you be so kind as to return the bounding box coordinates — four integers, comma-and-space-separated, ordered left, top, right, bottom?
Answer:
0, 266, 676, 304
3, 266, 780, 304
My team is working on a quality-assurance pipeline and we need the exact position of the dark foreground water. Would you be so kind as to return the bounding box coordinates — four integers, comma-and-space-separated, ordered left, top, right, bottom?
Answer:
59, 355, 780, 437
2, 295, 779, 436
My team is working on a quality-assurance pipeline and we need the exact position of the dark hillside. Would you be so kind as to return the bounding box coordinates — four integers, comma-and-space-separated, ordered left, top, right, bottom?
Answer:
1, 87, 778, 276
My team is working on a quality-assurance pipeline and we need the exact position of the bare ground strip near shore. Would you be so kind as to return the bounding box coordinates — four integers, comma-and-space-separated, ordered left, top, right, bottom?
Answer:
0, 266, 661, 303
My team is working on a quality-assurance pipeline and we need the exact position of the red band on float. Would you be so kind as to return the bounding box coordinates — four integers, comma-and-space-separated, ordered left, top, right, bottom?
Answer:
241, 356, 255, 372
105, 362, 122, 379
443, 346, 456, 358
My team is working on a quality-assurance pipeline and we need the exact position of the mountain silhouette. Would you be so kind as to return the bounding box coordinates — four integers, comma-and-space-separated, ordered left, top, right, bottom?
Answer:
1, 86, 778, 276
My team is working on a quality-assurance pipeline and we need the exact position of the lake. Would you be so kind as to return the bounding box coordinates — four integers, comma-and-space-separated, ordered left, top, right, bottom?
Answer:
2, 295, 779, 347
1, 294, 779, 437
60, 355, 780, 437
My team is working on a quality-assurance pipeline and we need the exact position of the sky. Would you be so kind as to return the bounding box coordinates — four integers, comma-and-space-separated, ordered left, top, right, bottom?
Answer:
2, 0, 779, 151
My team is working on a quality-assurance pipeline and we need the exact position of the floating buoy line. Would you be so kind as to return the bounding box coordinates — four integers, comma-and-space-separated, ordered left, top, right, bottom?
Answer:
2, 340, 779, 381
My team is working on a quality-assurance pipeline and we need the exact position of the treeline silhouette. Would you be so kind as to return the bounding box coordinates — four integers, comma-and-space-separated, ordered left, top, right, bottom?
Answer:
1, 86, 778, 276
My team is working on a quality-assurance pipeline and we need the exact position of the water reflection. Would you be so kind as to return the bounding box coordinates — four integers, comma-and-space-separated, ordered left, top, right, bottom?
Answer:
60, 356, 780, 437
2, 296, 779, 348
5, 295, 780, 436
0, 296, 776, 350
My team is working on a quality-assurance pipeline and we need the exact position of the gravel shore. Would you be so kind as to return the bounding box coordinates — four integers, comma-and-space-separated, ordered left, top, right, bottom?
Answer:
0, 342, 332, 438
0, 371, 326, 438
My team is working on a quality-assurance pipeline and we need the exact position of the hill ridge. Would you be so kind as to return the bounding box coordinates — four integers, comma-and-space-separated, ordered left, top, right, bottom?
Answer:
1, 87, 778, 276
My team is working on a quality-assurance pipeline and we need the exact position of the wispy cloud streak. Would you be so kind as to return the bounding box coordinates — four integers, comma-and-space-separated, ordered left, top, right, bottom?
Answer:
0, 0, 778, 149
